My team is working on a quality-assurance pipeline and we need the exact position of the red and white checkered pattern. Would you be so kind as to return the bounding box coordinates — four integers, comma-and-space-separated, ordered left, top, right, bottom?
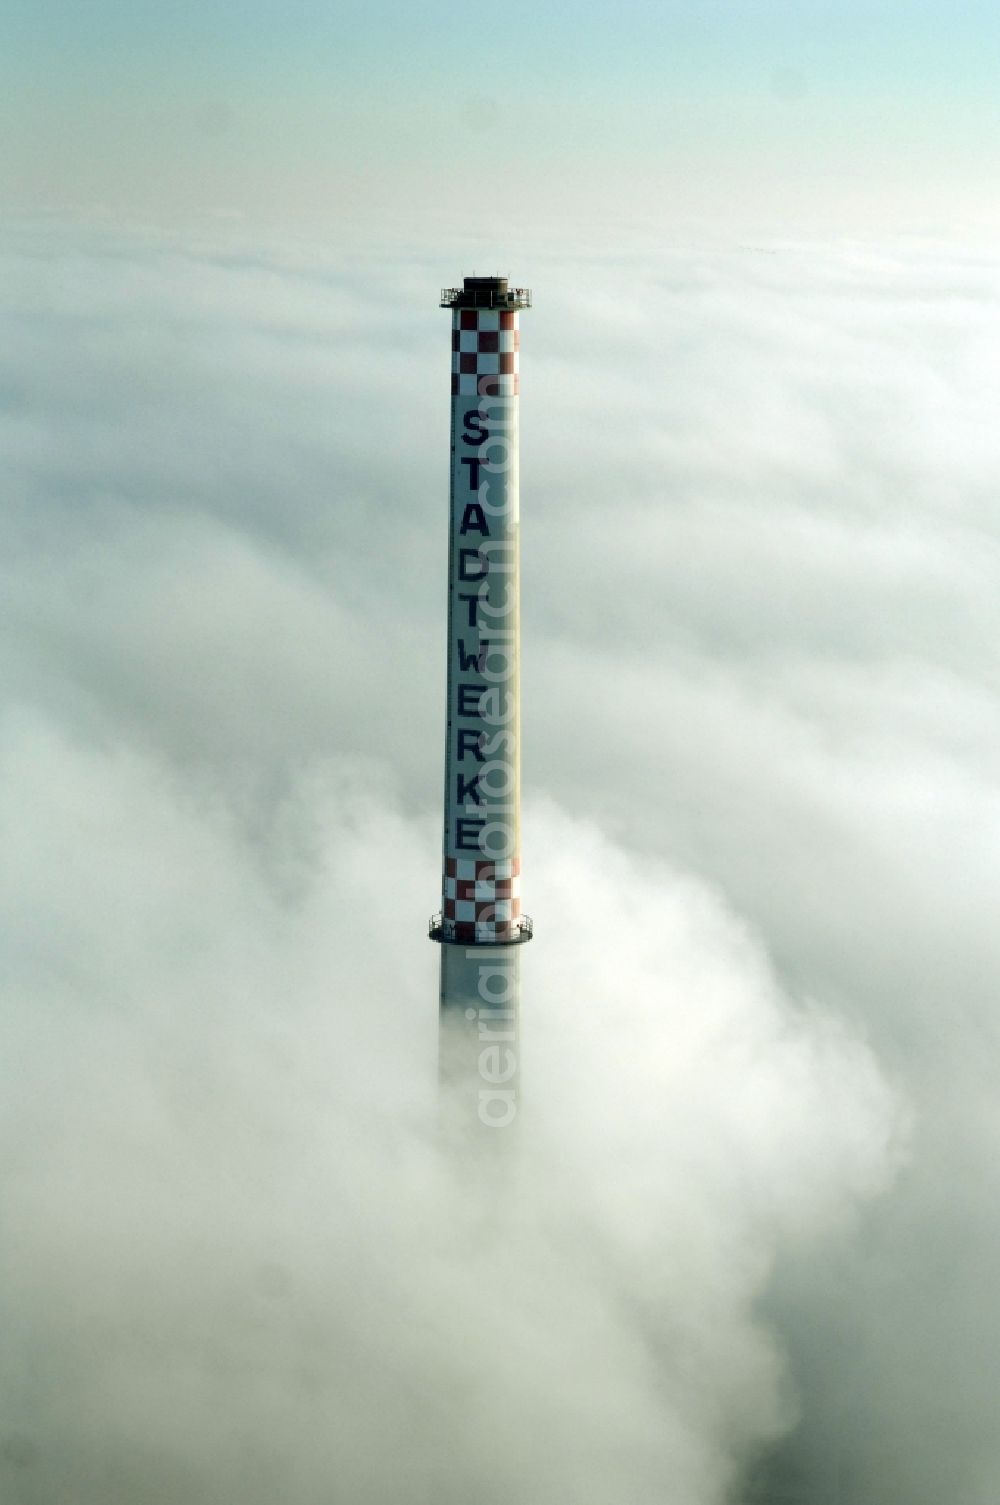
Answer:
438, 296, 524, 946
451, 309, 520, 398
441, 857, 521, 943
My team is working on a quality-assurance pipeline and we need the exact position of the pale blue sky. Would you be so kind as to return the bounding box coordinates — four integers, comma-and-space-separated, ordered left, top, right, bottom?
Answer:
8, 0, 999, 95
4, 0, 1000, 235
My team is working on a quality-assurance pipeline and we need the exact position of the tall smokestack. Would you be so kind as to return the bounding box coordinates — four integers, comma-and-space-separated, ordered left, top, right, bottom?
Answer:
430, 275, 533, 1132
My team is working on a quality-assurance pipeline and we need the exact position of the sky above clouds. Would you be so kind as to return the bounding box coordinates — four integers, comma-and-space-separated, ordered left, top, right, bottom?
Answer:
5, 2, 1000, 1502
5, 0, 1000, 234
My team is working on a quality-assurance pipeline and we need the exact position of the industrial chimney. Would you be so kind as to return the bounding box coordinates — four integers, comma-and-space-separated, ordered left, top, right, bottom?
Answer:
430, 275, 532, 1130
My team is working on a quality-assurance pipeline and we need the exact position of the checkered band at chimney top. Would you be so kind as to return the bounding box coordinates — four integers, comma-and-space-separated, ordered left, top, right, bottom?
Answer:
430, 275, 533, 965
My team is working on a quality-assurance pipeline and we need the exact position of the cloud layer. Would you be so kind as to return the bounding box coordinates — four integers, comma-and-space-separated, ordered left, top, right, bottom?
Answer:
3, 222, 998, 1501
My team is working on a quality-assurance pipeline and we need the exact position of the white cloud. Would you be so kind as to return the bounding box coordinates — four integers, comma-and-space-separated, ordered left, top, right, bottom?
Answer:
0, 708, 896, 1504
4, 221, 999, 1502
